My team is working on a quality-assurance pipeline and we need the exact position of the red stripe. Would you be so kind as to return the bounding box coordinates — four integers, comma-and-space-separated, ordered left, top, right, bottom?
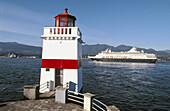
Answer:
41, 59, 82, 69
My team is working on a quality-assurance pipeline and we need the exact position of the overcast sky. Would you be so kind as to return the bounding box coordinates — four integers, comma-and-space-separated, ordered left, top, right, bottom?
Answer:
0, 0, 170, 50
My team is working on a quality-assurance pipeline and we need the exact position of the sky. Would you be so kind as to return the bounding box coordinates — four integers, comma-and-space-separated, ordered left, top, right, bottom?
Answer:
0, 0, 170, 50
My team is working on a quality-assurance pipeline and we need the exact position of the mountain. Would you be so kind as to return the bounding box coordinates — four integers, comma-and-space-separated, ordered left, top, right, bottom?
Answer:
161, 50, 170, 54
0, 42, 41, 56
82, 44, 170, 60
0, 42, 170, 59
82, 44, 114, 55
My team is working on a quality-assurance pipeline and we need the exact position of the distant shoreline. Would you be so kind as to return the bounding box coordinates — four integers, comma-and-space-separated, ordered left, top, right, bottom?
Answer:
0, 56, 40, 59
0, 56, 8, 58
0, 56, 170, 61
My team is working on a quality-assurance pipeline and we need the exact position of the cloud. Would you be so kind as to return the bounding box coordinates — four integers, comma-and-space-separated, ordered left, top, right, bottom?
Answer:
1, 2, 51, 24
0, 17, 43, 36
0, 1, 53, 36
0, 31, 42, 47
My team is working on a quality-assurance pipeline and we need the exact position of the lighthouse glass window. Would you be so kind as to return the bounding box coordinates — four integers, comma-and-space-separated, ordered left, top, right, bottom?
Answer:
68, 18, 73, 27
60, 17, 67, 27
56, 19, 59, 27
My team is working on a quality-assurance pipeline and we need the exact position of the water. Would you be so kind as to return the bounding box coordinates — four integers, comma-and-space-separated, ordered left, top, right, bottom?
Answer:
0, 58, 41, 101
83, 61, 170, 111
0, 58, 170, 111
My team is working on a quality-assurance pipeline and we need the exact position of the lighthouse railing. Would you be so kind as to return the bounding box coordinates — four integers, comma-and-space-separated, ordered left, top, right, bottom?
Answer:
42, 27, 82, 38
39, 81, 49, 92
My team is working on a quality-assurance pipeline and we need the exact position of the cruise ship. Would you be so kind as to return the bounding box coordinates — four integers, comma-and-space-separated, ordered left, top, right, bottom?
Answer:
88, 47, 157, 63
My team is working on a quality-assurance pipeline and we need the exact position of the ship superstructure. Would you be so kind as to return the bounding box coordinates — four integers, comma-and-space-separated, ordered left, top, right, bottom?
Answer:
88, 47, 157, 63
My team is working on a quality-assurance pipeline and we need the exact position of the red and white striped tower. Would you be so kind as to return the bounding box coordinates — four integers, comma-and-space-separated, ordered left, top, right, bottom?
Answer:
40, 8, 83, 93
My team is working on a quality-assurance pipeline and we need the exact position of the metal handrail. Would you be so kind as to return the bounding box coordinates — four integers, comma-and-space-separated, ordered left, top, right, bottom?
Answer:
93, 103, 105, 111
40, 87, 48, 92
40, 85, 48, 89
93, 107, 98, 111
67, 98, 83, 104
67, 91, 108, 111
93, 98, 107, 111
93, 98, 107, 108
39, 81, 49, 92
62, 82, 69, 88
68, 94, 84, 100
68, 90, 84, 96
39, 81, 49, 87
67, 90, 84, 105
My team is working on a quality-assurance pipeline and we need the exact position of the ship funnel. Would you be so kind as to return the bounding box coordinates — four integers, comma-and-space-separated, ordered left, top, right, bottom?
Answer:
128, 47, 137, 52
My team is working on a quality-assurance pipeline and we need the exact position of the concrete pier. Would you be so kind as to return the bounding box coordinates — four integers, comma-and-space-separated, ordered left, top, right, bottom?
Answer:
7, 85, 120, 111
0, 99, 83, 111
23, 85, 39, 100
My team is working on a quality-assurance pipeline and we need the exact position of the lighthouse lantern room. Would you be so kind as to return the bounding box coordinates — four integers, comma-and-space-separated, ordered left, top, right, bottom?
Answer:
40, 8, 83, 93
55, 8, 76, 27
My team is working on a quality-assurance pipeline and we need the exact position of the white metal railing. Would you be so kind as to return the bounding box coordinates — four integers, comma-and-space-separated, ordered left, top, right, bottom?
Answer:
62, 82, 69, 88
67, 90, 108, 111
93, 98, 107, 111
39, 81, 49, 92
68, 90, 84, 105
55, 86, 119, 111
41, 27, 82, 37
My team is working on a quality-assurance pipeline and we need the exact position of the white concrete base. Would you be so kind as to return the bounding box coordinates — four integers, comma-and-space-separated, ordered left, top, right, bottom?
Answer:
55, 86, 68, 104
83, 93, 95, 111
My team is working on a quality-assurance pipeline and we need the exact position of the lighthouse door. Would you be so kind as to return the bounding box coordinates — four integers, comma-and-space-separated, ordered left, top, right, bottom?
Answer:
55, 69, 63, 87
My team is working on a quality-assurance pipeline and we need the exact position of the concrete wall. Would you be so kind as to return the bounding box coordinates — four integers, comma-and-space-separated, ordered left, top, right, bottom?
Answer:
42, 39, 77, 59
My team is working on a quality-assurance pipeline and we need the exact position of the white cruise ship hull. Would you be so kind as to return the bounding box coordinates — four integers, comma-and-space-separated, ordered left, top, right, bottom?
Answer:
91, 58, 157, 63
88, 47, 157, 63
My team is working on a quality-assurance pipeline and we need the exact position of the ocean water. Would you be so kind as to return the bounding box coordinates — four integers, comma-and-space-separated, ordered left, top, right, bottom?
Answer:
0, 58, 170, 111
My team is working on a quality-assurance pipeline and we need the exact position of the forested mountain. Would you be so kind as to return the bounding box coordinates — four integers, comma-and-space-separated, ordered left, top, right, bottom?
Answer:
0, 42, 41, 56
0, 42, 170, 59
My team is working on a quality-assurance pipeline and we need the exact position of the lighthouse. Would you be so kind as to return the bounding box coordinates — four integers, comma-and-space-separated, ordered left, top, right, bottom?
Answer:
40, 8, 83, 93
